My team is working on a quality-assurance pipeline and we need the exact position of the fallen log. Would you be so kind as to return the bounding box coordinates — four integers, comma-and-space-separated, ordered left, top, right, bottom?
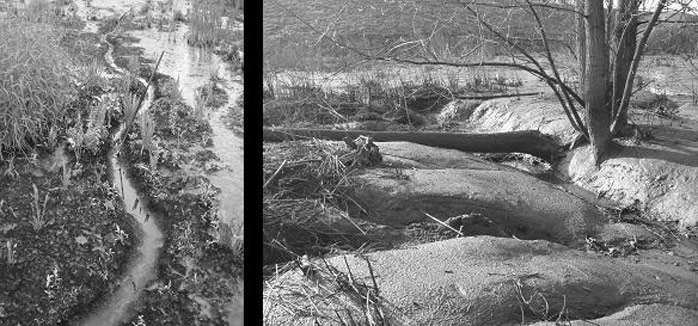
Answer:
263, 127, 562, 163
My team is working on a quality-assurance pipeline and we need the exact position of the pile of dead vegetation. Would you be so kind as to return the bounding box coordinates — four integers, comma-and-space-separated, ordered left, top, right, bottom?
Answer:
263, 138, 383, 267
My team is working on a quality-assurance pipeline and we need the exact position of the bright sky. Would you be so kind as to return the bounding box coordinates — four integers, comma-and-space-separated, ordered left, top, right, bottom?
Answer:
639, 0, 698, 12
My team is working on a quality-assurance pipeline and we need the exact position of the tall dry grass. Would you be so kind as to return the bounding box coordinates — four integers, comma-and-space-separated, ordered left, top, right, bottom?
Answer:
0, 19, 76, 155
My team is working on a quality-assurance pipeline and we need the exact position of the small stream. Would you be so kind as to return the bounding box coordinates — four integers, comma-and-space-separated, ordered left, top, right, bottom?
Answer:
72, 31, 163, 326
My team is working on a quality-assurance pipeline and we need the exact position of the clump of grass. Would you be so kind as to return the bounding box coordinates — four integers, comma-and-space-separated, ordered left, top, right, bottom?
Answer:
122, 93, 141, 134
0, 20, 76, 155
82, 61, 107, 91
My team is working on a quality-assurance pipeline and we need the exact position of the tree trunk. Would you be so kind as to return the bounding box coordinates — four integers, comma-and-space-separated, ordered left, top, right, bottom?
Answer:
585, 0, 613, 166
576, 0, 586, 94
263, 127, 562, 163
611, 0, 638, 135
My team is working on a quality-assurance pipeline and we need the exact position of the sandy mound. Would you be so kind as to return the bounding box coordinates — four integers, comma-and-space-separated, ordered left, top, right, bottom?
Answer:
440, 95, 579, 144
531, 304, 698, 326
264, 236, 698, 326
439, 91, 675, 146
351, 166, 606, 243
560, 103, 698, 228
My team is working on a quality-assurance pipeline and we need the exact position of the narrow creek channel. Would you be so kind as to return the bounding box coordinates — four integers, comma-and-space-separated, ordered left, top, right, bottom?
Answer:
71, 31, 162, 325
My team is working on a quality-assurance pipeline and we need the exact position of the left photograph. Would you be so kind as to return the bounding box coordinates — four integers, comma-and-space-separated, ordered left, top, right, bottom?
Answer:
0, 0, 244, 325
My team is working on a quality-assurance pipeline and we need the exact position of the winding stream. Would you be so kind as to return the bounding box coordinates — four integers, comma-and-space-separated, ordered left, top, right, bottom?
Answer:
72, 31, 162, 326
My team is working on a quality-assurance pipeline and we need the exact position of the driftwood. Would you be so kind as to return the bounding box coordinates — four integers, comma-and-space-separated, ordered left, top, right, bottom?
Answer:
453, 92, 543, 100
263, 127, 562, 163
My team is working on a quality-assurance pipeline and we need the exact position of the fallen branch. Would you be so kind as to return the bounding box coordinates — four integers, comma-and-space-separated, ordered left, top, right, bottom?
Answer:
453, 92, 543, 100
263, 127, 563, 163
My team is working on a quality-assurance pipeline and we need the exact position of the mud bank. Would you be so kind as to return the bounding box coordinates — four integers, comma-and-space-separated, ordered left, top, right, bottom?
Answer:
265, 236, 698, 326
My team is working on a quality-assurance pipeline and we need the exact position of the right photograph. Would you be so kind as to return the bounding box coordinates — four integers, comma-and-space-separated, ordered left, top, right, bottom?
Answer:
262, 0, 698, 325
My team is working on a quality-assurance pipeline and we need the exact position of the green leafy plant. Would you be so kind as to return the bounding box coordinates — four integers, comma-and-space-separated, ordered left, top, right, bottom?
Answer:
30, 183, 52, 232
4, 240, 16, 265
44, 264, 61, 299
66, 117, 86, 162
131, 315, 147, 326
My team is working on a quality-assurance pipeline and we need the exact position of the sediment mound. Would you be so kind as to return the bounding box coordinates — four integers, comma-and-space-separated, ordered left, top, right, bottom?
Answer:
441, 96, 579, 144
560, 104, 698, 228
531, 304, 698, 326
351, 167, 606, 244
264, 236, 698, 326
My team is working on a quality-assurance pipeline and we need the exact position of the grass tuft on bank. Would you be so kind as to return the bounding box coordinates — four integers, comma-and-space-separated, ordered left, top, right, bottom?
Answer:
0, 20, 78, 155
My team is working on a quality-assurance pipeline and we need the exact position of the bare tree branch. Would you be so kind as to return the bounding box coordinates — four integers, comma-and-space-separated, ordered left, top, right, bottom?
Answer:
523, 0, 589, 138
611, 0, 668, 134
